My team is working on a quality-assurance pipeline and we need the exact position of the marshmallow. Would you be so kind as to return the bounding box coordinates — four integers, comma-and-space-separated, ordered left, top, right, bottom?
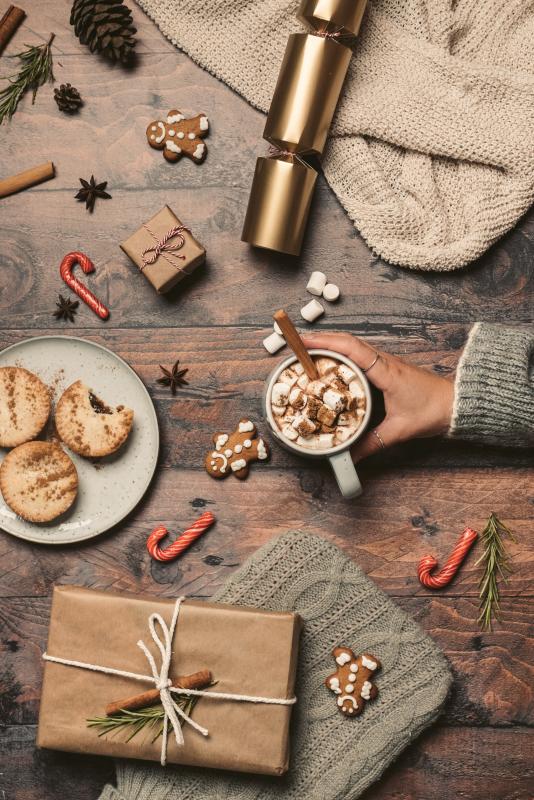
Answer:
336, 365, 356, 385
292, 415, 317, 436
296, 435, 316, 448
318, 433, 334, 449
293, 362, 304, 376
337, 426, 355, 443
323, 283, 340, 302
338, 413, 352, 426
271, 382, 290, 406
349, 379, 365, 399
323, 389, 346, 413
316, 357, 339, 374
281, 424, 298, 441
272, 404, 286, 417
317, 404, 337, 426
289, 387, 307, 409
296, 373, 310, 390
300, 299, 324, 323
306, 396, 322, 419
263, 331, 285, 354
273, 320, 283, 336
306, 271, 327, 296
279, 368, 298, 387
307, 380, 327, 399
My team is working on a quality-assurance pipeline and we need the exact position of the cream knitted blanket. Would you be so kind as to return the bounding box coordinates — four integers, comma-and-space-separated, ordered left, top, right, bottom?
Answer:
99, 531, 451, 800
135, 0, 534, 271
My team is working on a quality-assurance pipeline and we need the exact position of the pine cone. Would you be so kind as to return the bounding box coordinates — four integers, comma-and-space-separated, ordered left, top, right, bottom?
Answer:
70, 0, 137, 64
54, 83, 83, 113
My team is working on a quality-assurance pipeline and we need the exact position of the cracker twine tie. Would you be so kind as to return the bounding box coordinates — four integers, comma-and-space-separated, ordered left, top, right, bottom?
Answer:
141, 225, 190, 270
42, 596, 296, 766
267, 145, 308, 167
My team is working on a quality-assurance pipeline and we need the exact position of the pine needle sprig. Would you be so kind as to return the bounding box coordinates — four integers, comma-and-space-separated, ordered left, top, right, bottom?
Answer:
87, 696, 198, 744
475, 513, 516, 631
0, 33, 55, 124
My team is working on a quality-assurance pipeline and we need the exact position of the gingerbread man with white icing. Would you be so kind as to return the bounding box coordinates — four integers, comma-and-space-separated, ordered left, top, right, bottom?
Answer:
325, 646, 381, 717
146, 109, 209, 164
204, 419, 270, 480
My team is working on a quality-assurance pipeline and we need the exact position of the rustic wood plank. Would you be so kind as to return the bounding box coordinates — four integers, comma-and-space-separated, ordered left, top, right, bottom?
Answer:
0, 724, 532, 800
0, 0, 178, 56
0, 467, 531, 601
1, 595, 532, 728
0, 325, 530, 467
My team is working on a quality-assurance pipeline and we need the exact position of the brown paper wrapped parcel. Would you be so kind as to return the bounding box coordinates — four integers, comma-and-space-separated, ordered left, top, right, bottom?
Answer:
120, 205, 205, 294
37, 586, 301, 775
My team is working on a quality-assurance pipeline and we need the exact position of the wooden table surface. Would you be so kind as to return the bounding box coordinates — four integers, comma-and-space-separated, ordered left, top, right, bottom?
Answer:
1, 3, 533, 798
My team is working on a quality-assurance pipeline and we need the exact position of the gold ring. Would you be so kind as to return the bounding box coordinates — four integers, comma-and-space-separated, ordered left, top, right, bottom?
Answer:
371, 429, 386, 450
362, 351, 380, 373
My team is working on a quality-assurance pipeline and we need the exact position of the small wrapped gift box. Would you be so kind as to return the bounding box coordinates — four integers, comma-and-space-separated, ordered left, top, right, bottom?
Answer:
37, 586, 302, 776
120, 206, 206, 294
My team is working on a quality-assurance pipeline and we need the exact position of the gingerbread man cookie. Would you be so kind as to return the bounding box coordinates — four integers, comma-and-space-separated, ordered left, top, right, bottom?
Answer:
325, 646, 381, 717
204, 419, 269, 480
146, 109, 209, 164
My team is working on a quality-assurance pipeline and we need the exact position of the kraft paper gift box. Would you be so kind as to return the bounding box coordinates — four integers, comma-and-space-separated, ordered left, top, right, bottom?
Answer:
37, 586, 302, 776
120, 205, 206, 294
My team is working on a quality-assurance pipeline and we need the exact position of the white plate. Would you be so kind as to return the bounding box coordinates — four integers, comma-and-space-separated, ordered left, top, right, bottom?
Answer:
0, 336, 159, 544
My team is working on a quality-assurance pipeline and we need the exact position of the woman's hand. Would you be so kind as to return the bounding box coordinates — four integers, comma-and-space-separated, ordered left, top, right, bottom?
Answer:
302, 332, 454, 463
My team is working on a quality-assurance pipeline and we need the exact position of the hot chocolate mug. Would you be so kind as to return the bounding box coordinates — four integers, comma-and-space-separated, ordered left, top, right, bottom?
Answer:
263, 349, 372, 498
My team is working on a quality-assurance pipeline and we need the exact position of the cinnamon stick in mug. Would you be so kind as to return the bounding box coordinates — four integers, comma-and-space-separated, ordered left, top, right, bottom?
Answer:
105, 668, 213, 716
273, 309, 319, 380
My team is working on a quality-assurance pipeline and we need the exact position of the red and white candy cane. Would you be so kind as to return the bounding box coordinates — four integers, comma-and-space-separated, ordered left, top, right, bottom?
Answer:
59, 251, 109, 320
418, 526, 478, 589
146, 511, 216, 562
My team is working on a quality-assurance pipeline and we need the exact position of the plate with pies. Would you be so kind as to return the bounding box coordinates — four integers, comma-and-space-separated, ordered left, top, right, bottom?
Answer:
0, 336, 159, 544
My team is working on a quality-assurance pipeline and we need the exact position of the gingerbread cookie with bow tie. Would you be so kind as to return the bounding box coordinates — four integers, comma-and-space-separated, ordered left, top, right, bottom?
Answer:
146, 109, 209, 164
325, 646, 381, 716
204, 419, 269, 480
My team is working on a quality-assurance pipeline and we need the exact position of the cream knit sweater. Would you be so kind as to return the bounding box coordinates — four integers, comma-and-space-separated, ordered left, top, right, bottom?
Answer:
135, 0, 534, 271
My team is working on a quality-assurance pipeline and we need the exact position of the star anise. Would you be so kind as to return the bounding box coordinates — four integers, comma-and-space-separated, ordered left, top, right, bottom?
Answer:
53, 294, 79, 322
157, 360, 189, 395
75, 175, 112, 212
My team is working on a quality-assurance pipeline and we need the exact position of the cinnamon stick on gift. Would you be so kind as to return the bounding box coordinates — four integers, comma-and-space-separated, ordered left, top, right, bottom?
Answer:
0, 161, 55, 199
105, 669, 212, 716
0, 5, 26, 55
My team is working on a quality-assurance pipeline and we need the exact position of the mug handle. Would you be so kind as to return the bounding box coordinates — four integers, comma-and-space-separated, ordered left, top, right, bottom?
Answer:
328, 451, 362, 499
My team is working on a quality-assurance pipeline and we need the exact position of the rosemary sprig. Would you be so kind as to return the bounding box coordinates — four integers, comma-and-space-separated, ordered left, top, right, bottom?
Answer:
87, 696, 198, 744
0, 33, 55, 124
475, 513, 516, 631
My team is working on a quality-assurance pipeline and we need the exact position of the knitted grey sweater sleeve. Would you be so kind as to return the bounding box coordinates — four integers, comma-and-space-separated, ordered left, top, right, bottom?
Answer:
449, 323, 534, 447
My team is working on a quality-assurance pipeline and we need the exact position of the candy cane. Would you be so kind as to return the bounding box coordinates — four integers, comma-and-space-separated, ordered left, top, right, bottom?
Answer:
59, 251, 109, 320
418, 527, 478, 589
146, 512, 216, 562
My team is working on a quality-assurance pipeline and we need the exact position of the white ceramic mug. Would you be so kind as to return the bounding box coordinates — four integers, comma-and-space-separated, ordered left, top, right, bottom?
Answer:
263, 349, 372, 499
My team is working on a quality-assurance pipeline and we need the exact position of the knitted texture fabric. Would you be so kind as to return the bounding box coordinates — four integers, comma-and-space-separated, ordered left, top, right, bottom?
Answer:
98, 531, 451, 800
450, 323, 534, 447
134, 0, 534, 271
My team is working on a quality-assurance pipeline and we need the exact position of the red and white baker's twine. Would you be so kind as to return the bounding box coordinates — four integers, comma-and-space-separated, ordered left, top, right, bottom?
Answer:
59, 251, 109, 320
141, 224, 189, 270
147, 511, 216, 562
418, 526, 478, 589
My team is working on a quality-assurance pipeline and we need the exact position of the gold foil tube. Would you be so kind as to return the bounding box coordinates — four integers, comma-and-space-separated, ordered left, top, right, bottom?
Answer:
263, 33, 351, 156
241, 156, 318, 256
297, 0, 368, 37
